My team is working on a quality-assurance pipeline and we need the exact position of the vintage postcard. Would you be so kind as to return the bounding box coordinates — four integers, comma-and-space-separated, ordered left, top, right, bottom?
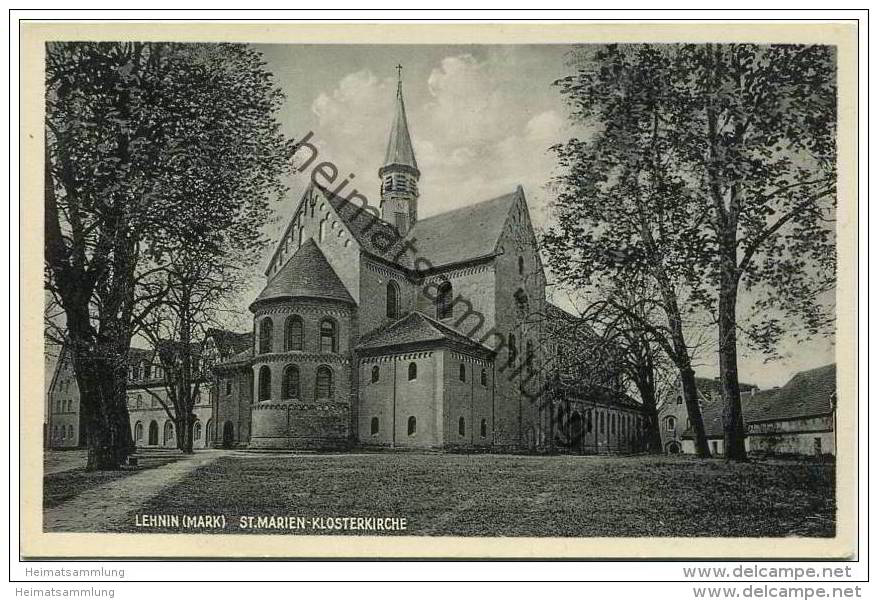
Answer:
20, 21, 858, 559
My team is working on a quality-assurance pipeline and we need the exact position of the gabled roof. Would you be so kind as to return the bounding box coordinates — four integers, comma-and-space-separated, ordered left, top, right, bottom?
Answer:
683, 364, 837, 438
317, 183, 412, 266
746, 364, 836, 424
253, 238, 354, 307
206, 328, 253, 358
404, 187, 521, 269
356, 311, 493, 355
381, 80, 418, 174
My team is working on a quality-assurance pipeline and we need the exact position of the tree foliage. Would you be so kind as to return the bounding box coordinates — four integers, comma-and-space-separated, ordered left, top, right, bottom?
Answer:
544, 44, 714, 457
544, 43, 836, 460
45, 42, 293, 468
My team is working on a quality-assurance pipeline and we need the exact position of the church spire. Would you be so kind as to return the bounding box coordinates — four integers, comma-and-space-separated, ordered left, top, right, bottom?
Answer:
381, 64, 419, 174
379, 65, 420, 235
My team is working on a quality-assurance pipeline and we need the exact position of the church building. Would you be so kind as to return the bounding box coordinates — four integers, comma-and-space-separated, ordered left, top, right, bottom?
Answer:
206, 73, 644, 452
46, 72, 647, 454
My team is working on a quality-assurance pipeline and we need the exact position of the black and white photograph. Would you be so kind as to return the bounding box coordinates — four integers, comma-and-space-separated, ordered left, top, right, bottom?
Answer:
20, 20, 859, 561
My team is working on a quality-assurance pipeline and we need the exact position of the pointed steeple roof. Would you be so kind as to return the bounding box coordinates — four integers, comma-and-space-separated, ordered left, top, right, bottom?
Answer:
381, 66, 418, 174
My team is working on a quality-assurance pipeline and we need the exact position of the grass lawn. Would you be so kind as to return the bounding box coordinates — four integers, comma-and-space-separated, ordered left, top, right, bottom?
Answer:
118, 453, 835, 537
43, 451, 185, 509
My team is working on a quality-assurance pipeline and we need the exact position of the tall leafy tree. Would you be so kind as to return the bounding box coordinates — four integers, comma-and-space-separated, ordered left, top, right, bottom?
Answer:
545, 45, 714, 457
670, 44, 836, 460
45, 42, 292, 469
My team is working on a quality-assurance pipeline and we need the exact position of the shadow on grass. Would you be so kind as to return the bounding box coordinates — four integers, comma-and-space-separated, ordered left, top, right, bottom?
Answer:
114, 453, 836, 538
43, 453, 184, 509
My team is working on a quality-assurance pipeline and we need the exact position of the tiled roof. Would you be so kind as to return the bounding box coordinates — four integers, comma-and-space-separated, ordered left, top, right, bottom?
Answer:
356, 311, 493, 355
382, 83, 418, 173
316, 183, 413, 266
683, 364, 836, 438
404, 188, 520, 270
206, 328, 252, 358
746, 364, 836, 424
544, 302, 601, 341
215, 347, 254, 368
555, 378, 645, 412
253, 238, 355, 307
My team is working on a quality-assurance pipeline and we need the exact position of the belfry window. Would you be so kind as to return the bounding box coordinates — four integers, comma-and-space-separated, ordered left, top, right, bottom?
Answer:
371, 365, 380, 383
408, 362, 417, 381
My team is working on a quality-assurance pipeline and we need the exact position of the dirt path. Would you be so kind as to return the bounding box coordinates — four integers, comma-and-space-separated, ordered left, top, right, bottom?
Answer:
44, 450, 226, 532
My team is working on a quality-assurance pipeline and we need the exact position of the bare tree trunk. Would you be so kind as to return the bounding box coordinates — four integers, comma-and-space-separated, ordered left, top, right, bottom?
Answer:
72, 339, 132, 471
635, 381, 663, 454
679, 366, 711, 458
658, 278, 712, 458
176, 413, 195, 454
719, 270, 747, 460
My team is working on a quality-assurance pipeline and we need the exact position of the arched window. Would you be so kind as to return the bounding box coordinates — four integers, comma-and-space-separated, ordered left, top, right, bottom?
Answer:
480, 419, 487, 438
370, 417, 379, 435
458, 417, 466, 437
371, 365, 380, 383
436, 281, 453, 320
319, 217, 327, 242
194, 421, 202, 440
164, 421, 175, 445
386, 281, 400, 319
258, 366, 271, 402
676, 395, 683, 405
666, 416, 676, 432
283, 364, 300, 399
319, 319, 337, 353
407, 416, 417, 436
586, 410, 593, 433
408, 362, 417, 381
518, 256, 524, 275
480, 369, 487, 387
134, 422, 143, 442
611, 414, 616, 435
136, 394, 142, 409
508, 334, 517, 366
599, 412, 605, 434
259, 317, 273, 354
316, 366, 333, 399
285, 315, 303, 351
148, 421, 159, 445
459, 363, 466, 382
